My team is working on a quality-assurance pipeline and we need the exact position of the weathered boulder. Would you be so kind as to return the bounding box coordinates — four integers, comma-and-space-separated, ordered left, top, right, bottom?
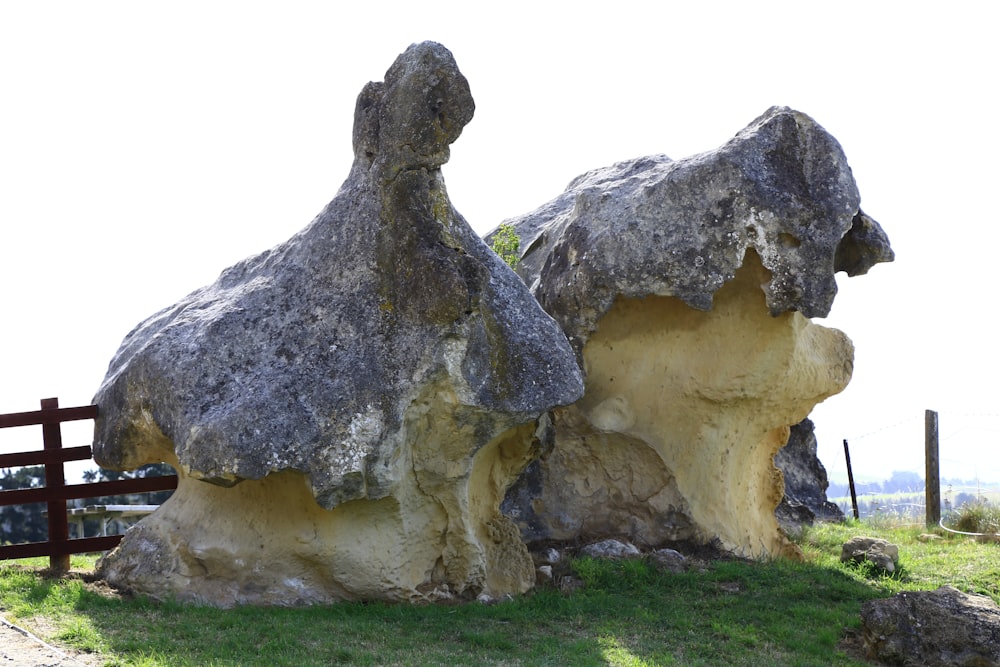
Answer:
775, 418, 845, 533
842, 536, 899, 574
500, 107, 892, 557
861, 586, 1000, 666
92, 42, 583, 606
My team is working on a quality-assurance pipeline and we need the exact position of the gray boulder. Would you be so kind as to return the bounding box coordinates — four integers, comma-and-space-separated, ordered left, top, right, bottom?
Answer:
775, 418, 845, 533
862, 586, 1000, 666
93, 41, 583, 606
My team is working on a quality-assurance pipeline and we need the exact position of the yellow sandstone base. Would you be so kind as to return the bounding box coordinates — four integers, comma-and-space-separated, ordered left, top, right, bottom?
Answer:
518, 252, 853, 557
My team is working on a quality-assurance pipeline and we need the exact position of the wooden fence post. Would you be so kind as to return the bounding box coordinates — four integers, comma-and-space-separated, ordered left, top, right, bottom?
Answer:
925, 409, 940, 529
1, 399, 178, 563
41, 397, 71, 571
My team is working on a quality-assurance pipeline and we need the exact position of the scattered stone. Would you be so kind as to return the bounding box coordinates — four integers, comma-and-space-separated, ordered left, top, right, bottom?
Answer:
648, 548, 687, 573
717, 582, 742, 594
500, 106, 892, 558
424, 587, 457, 604
861, 586, 1000, 666
841, 536, 900, 573
536, 565, 553, 584
557, 576, 585, 595
533, 547, 561, 565
775, 418, 845, 533
92, 42, 583, 606
476, 592, 514, 605
580, 539, 642, 559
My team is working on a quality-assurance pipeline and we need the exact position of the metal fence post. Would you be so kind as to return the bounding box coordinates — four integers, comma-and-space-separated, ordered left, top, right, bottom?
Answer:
843, 439, 859, 520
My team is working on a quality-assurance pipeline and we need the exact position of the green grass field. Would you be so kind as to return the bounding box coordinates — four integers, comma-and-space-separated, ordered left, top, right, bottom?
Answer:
2, 521, 998, 666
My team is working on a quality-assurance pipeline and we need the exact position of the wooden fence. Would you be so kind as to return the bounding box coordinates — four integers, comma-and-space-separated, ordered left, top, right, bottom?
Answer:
0, 397, 177, 570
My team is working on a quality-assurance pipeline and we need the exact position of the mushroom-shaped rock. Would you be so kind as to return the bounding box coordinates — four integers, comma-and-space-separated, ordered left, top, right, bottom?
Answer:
92, 42, 583, 606
499, 107, 892, 557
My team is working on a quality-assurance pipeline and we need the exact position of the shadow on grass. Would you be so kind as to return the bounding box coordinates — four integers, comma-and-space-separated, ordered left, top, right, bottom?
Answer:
41, 557, 887, 667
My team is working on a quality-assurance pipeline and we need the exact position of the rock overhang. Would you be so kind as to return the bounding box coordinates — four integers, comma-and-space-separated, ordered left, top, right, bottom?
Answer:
93, 42, 583, 502
507, 106, 893, 358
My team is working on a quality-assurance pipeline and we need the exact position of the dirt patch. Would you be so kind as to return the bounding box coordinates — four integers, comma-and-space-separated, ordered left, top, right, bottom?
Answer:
14, 564, 132, 601
837, 627, 874, 664
0, 616, 101, 666
0, 565, 121, 665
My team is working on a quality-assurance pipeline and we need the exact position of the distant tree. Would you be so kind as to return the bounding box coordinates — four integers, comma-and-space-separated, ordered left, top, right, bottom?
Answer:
827, 482, 849, 498
0, 463, 177, 544
856, 480, 883, 495
82, 463, 175, 506
883, 470, 924, 494
77, 463, 176, 537
0, 466, 48, 544
955, 492, 979, 509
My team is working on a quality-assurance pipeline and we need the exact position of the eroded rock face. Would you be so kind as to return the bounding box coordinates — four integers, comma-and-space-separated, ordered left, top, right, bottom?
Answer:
93, 42, 583, 606
774, 418, 845, 533
500, 107, 892, 557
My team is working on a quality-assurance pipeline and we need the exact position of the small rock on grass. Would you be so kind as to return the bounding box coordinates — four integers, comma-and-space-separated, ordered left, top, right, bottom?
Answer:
649, 548, 687, 573
841, 536, 899, 573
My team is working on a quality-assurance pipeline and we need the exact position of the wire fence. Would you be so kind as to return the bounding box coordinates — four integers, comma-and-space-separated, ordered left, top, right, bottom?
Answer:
821, 410, 1000, 503
812, 409, 1000, 539
827, 496, 1000, 538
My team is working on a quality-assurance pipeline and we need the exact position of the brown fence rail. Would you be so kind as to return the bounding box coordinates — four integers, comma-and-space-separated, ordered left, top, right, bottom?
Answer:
0, 397, 177, 570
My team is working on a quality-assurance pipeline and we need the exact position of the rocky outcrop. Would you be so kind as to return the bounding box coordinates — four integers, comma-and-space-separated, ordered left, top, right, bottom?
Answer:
500, 107, 892, 557
775, 418, 845, 532
92, 42, 583, 606
861, 586, 1000, 666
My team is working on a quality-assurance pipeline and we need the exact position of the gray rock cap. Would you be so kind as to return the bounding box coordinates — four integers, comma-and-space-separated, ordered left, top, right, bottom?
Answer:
93, 41, 584, 507
503, 106, 894, 355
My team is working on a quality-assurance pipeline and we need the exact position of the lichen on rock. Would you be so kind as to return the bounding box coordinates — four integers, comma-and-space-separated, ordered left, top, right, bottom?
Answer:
499, 107, 892, 558
92, 41, 583, 606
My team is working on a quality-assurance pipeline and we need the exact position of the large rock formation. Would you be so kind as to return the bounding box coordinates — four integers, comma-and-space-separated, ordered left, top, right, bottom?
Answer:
92, 42, 583, 606
500, 107, 892, 557
774, 418, 845, 532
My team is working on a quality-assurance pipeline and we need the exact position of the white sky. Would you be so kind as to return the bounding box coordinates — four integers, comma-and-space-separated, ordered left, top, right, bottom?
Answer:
2, 2, 997, 487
